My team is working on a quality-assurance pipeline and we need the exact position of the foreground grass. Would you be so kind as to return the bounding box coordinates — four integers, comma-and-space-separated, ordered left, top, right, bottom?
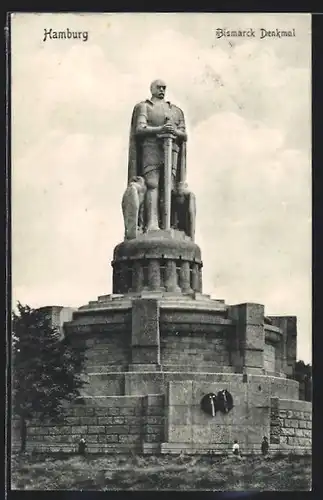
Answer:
11, 453, 312, 491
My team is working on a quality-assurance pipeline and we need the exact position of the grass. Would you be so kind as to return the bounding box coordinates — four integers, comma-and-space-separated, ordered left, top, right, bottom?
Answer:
10, 452, 312, 491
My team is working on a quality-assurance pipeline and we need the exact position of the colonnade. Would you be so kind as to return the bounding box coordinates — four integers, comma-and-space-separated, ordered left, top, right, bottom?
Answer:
112, 259, 202, 294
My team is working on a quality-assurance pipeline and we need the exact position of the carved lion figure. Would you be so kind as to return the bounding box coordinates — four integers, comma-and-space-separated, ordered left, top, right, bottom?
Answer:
171, 181, 196, 240
121, 176, 147, 240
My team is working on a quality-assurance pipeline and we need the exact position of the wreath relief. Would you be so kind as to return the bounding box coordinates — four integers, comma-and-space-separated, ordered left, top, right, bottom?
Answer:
200, 389, 234, 416
200, 392, 217, 417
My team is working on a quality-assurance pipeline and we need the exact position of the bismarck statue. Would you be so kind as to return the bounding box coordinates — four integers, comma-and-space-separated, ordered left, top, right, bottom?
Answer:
122, 79, 196, 240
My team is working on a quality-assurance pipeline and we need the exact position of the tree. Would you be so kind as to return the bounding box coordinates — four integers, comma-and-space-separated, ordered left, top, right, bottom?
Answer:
12, 302, 87, 452
294, 360, 312, 402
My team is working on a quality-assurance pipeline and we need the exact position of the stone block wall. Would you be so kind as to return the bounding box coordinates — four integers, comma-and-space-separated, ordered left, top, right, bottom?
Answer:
82, 373, 125, 397
160, 331, 231, 371
12, 397, 143, 453
142, 395, 165, 453
73, 332, 131, 373
11, 419, 21, 452
12, 395, 166, 454
270, 397, 312, 453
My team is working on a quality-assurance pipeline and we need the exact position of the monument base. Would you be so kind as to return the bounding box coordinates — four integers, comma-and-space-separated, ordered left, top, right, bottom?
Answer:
12, 294, 311, 457
14, 376, 311, 456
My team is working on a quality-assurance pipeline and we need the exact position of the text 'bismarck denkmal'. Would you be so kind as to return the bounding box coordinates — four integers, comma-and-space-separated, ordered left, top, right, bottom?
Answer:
214, 28, 296, 39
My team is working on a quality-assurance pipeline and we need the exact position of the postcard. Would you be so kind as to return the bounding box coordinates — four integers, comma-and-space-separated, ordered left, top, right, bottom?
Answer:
9, 12, 312, 491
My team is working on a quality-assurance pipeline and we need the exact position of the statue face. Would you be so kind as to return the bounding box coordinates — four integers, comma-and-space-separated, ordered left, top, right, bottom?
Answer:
150, 79, 166, 99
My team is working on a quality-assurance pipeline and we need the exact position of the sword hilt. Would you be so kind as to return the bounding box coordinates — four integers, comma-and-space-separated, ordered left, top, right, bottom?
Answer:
157, 133, 176, 140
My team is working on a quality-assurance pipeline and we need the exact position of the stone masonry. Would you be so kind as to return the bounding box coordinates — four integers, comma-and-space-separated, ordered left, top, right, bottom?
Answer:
13, 395, 165, 454
270, 397, 312, 453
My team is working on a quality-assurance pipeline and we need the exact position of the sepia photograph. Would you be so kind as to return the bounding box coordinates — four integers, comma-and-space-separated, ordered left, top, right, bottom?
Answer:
9, 12, 312, 491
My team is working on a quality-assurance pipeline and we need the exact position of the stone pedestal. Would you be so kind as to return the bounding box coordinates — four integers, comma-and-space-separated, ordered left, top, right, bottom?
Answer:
112, 230, 202, 295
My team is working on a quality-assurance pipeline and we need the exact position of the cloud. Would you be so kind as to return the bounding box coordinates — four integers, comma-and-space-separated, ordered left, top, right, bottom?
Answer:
11, 13, 311, 363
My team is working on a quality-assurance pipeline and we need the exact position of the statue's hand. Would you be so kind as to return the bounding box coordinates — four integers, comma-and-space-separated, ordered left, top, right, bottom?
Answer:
160, 122, 176, 134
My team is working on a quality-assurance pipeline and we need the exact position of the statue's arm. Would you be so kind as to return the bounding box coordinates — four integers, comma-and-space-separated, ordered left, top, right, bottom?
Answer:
134, 102, 163, 136
172, 107, 187, 142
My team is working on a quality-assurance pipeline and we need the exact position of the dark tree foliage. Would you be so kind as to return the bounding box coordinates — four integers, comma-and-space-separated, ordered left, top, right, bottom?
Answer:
294, 360, 312, 402
12, 302, 87, 451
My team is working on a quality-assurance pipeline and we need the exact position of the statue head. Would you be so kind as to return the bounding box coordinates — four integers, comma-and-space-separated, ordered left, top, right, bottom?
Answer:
129, 176, 147, 194
150, 79, 166, 100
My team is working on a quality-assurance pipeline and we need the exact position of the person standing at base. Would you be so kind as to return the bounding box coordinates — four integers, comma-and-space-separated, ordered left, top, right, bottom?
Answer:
78, 437, 87, 456
232, 439, 240, 457
261, 436, 269, 456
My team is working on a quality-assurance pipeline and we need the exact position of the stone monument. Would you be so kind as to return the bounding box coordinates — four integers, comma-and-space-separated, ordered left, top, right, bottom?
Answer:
16, 81, 312, 456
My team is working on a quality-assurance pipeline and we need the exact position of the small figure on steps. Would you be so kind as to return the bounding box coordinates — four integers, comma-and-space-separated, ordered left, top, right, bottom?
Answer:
78, 437, 87, 455
261, 436, 269, 456
232, 439, 241, 458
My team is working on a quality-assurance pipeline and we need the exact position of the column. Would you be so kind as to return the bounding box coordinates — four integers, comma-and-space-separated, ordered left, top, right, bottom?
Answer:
132, 260, 144, 292
142, 261, 149, 290
180, 261, 192, 293
165, 260, 181, 293
191, 263, 199, 292
119, 262, 128, 294
112, 263, 118, 294
198, 264, 203, 292
148, 259, 161, 291
159, 260, 167, 290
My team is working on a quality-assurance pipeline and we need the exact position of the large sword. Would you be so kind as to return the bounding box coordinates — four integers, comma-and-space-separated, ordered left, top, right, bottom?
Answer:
158, 127, 176, 231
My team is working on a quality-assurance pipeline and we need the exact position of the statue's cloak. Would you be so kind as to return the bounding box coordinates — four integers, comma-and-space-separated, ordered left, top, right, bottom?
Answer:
127, 100, 187, 185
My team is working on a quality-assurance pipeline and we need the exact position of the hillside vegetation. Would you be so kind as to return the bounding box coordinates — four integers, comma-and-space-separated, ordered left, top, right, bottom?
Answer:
11, 452, 311, 491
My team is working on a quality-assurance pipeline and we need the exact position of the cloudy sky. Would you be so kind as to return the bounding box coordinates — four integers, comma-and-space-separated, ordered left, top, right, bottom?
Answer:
11, 13, 311, 362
